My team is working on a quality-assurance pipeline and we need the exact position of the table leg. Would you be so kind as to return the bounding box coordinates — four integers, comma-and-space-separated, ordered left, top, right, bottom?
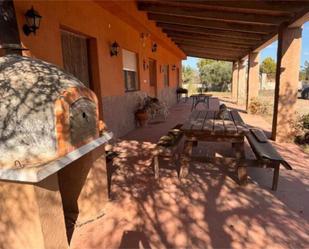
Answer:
179, 140, 194, 178
272, 163, 280, 191
232, 140, 247, 185
153, 155, 159, 179
232, 141, 245, 159
191, 97, 195, 111
237, 166, 248, 185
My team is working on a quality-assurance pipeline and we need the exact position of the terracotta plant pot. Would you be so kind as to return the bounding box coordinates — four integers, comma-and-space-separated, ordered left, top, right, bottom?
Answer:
135, 110, 148, 127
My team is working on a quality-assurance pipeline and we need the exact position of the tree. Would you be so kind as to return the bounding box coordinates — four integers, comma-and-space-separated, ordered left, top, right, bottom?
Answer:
300, 60, 309, 81
181, 65, 199, 94
260, 57, 276, 79
182, 65, 194, 85
197, 59, 215, 69
197, 59, 232, 92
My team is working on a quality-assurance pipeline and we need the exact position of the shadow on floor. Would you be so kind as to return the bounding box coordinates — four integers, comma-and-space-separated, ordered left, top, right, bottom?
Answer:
70, 100, 309, 249
119, 230, 151, 249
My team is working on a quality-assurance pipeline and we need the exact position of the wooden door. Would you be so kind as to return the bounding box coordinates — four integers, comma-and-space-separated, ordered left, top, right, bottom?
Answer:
61, 30, 90, 88
149, 58, 157, 97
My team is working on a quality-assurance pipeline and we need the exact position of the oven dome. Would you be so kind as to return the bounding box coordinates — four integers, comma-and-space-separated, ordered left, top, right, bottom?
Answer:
0, 55, 98, 168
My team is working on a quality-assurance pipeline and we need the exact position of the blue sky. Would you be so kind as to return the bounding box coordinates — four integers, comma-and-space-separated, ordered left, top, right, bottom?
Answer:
183, 22, 309, 69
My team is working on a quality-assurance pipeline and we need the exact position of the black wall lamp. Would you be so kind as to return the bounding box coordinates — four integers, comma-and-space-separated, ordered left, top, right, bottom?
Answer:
151, 42, 157, 52
110, 41, 120, 56
23, 6, 42, 36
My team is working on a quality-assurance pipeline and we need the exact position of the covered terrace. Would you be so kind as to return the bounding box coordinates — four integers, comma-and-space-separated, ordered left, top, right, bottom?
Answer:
1, 1, 309, 249
70, 2, 309, 248
138, 0, 309, 142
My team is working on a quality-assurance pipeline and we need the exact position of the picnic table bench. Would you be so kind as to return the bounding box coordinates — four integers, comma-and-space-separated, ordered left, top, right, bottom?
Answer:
245, 128, 292, 190
153, 124, 184, 179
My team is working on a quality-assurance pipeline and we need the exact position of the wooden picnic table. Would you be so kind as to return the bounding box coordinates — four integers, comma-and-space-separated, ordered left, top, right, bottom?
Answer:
179, 109, 249, 178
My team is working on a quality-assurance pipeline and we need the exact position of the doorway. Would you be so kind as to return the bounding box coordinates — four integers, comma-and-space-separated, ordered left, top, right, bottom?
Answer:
60, 29, 103, 118
61, 29, 91, 88
149, 58, 157, 97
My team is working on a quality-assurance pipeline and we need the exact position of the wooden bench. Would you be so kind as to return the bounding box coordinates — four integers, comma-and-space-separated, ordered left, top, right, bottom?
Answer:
153, 124, 184, 179
245, 128, 292, 190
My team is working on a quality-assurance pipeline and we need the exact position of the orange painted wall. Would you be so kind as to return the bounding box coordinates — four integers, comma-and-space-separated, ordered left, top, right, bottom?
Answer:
13, 0, 185, 99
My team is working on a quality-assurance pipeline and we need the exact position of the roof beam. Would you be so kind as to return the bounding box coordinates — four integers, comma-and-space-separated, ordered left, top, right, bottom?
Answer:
168, 32, 256, 46
180, 45, 243, 57
171, 37, 251, 50
138, 3, 284, 25
158, 23, 265, 41
251, 5, 309, 53
139, 1, 303, 16
184, 51, 237, 61
174, 40, 249, 53
148, 13, 276, 34
183, 1, 305, 15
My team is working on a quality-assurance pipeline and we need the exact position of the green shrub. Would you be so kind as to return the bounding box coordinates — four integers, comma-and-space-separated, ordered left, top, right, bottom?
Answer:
248, 98, 268, 115
300, 113, 309, 130
294, 113, 309, 147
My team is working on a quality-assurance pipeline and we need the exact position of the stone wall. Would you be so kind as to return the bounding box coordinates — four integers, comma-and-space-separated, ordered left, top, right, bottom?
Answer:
102, 88, 177, 138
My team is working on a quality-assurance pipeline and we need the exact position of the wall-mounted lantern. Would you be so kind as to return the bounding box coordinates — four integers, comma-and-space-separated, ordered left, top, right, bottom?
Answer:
151, 42, 157, 52
23, 6, 42, 36
110, 41, 120, 56
172, 64, 176, 71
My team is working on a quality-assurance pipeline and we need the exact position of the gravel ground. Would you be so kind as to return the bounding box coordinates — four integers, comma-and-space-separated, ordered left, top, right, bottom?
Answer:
295, 98, 309, 116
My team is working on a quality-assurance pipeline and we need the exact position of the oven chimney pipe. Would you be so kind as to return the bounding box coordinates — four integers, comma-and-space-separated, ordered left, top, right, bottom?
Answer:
0, 0, 22, 55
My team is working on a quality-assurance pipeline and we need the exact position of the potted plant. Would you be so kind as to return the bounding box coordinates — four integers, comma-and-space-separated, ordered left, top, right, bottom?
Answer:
135, 106, 149, 127
135, 97, 151, 127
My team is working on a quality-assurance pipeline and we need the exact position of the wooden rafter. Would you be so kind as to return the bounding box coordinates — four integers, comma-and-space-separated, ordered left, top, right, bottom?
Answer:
148, 13, 277, 34
137, 0, 309, 61
179, 45, 244, 57
181, 1, 305, 15
138, 3, 286, 25
185, 51, 237, 61
170, 34, 256, 47
158, 23, 265, 41
172, 40, 251, 51
174, 40, 249, 53
138, 0, 303, 16
170, 36, 256, 48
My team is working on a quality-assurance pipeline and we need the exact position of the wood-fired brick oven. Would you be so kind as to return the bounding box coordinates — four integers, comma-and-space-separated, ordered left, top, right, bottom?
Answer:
0, 55, 102, 167
0, 55, 113, 249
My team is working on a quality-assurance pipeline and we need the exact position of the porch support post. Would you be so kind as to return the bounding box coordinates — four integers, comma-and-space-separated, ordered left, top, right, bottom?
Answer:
272, 26, 302, 142
246, 52, 260, 111
237, 59, 247, 105
231, 61, 239, 102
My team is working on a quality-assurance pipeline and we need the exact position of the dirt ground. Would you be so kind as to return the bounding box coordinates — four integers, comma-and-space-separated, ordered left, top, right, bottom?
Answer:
216, 90, 308, 121
295, 98, 309, 116
255, 90, 309, 121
